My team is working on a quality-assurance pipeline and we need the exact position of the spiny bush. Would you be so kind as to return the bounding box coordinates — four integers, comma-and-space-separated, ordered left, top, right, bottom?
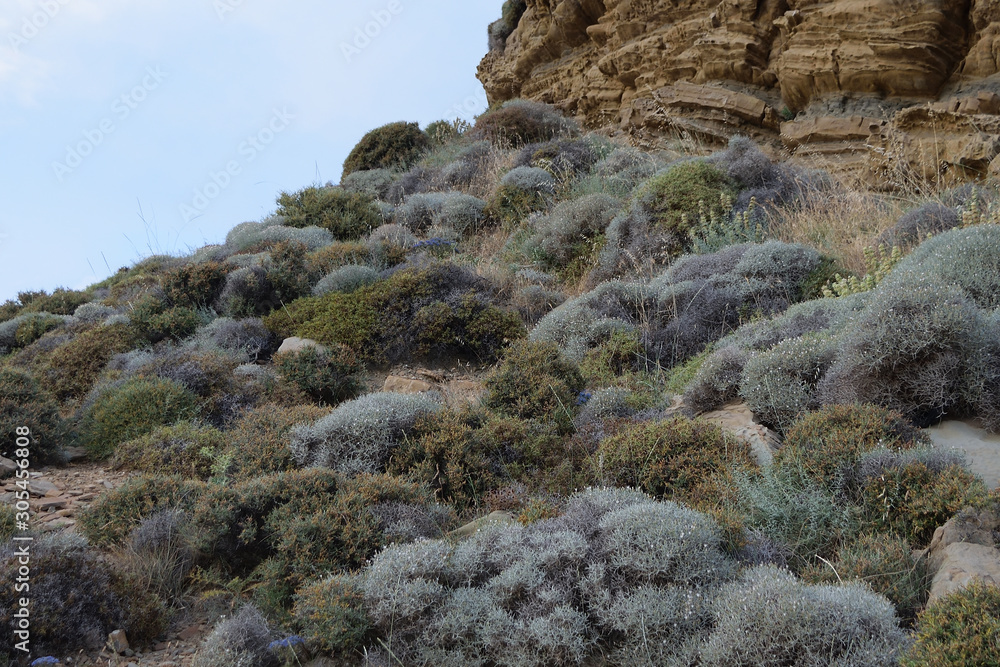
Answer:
224, 219, 333, 252
305, 240, 372, 275
276, 185, 382, 240
597, 416, 757, 504
739, 333, 838, 432
525, 193, 618, 278
341, 168, 395, 199
878, 201, 960, 249
818, 273, 986, 427
396, 192, 485, 237
72, 301, 116, 324
292, 575, 370, 655
289, 391, 442, 474
514, 138, 598, 180
775, 404, 928, 492
16, 287, 91, 316
439, 140, 493, 188
364, 223, 414, 268
342, 121, 430, 178
635, 160, 739, 236
471, 99, 578, 147
162, 261, 228, 308
264, 260, 524, 364
573, 146, 663, 199
41, 322, 141, 402
802, 532, 930, 624
198, 317, 275, 361
682, 346, 748, 414
701, 564, 905, 666
0, 533, 167, 655
484, 339, 584, 432
128, 296, 205, 344
0, 312, 68, 352
438, 192, 487, 237
78, 475, 206, 546
853, 448, 988, 545
79, 377, 200, 459
513, 284, 566, 325
902, 580, 1000, 666
216, 266, 276, 318
121, 509, 196, 600
0, 505, 14, 542
112, 420, 223, 479
273, 344, 361, 406
194, 604, 278, 667
213, 403, 329, 481
0, 368, 69, 465
262, 239, 319, 305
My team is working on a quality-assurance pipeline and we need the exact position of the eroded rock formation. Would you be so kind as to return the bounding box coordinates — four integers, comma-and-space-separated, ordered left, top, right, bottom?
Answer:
478, 0, 1000, 180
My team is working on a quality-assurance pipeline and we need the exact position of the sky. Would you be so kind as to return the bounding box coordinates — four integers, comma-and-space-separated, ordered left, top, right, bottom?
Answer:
0, 0, 499, 303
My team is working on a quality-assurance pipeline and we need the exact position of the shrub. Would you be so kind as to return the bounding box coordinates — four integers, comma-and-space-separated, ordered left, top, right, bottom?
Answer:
394, 192, 448, 233
903, 581, 1000, 666
854, 448, 988, 545
198, 317, 275, 361
131, 300, 205, 343
41, 322, 141, 402
878, 202, 960, 249
289, 392, 442, 474
439, 140, 493, 188
470, 99, 578, 146
635, 160, 738, 236
121, 509, 196, 600
216, 266, 277, 318
224, 219, 333, 252
0, 312, 67, 352
802, 532, 930, 624
364, 223, 415, 268
0, 369, 69, 465
818, 273, 985, 427
0, 505, 14, 542
501, 165, 557, 193
513, 284, 566, 324
341, 168, 395, 199
484, 340, 584, 432
73, 302, 116, 323
525, 193, 618, 278
312, 264, 379, 296
0, 533, 167, 655
274, 344, 361, 406
597, 416, 757, 504
194, 604, 277, 667
293, 575, 370, 655
438, 192, 487, 236
79, 377, 200, 459
163, 261, 228, 308
276, 186, 382, 240
18, 287, 91, 316
701, 564, 905, 666
264, 261, 524, 364
78, 475, 206, 546
112, 421, 223, 479
775, 404, 928, 492
573, 146, 663, 199
739, 333, 838, 433
263, 240, 319, 305
342, 121, 430, 178
214, 403, 329, 481
682, 346, 748, 414
514, 138, 598, 179
305, 240, 372, 275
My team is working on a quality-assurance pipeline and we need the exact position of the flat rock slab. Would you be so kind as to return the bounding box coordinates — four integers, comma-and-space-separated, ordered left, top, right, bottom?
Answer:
929, 542, 1000, 604
926, 420, 1000, 489
276, 336, 327, 355
27, 479, 60, 497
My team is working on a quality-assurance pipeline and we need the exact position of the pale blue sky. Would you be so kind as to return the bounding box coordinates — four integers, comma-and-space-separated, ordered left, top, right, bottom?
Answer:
0, 0, 498, 302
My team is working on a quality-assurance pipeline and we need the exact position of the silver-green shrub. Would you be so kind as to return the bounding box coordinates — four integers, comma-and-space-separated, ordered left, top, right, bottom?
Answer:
342, 168, 395, 199
224, 219, 332, 252
313, 264, 379, 296
524, 194, 620, 270
73, 302, 117, 324
500, 166, 556, 194
701, 565, 905, 666
197, 317, 274, 361
289, 392, 441, 475
193, 604, 277, 667
683, 345, 748, 414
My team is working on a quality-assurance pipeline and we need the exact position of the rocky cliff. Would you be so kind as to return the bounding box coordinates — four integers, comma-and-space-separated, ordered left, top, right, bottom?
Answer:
478, 0, 1000, 181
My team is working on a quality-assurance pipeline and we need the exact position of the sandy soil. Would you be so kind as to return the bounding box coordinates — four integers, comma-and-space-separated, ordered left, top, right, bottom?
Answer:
926, 420, 1000, 489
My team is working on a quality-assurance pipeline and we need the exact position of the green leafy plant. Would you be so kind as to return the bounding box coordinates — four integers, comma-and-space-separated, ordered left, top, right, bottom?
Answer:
342, 121, 430, 178
276, 186, 382, 241
903, 580, 1000, 666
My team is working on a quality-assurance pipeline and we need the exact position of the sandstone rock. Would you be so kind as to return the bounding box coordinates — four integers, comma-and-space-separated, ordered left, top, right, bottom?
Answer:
276, 337, 327, 355
700, 402, 780, 468
929, 542, 1000, 604
108, 629, 129, 653
27, 479, 59, 497
478, 0, 1000, 176
383, 376, 434, 394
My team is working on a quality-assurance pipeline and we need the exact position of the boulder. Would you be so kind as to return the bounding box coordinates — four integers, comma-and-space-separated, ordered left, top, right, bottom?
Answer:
276, 337, 327, 355
382, 376, 434, 394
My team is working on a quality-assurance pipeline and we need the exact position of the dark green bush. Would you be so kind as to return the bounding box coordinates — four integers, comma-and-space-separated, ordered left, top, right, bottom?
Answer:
598, 416, 757, 505
264, 261, 524, 364
636, 160, 738, 235
79, 377, 200, 459
213, 403, 329, 481
162, 261, 228, 308
802, 532, 930, 624
79, 475, 206, 546
293, 575, 371, 655
18, 287, 90, 315
264, 240, 319, 304
484, 183, 550, 227
341, 121, 430, 178
483, 339, 584, 432
112, 421, 223, 479
775, 404, 928, 492
304, 241, 372, 276
41, 322, 141, 402
471, 99, 577, 147
903, 580, 1000, 666
273, 344, 361, 406
0, 368, 69, 465
276, 186, 382, 241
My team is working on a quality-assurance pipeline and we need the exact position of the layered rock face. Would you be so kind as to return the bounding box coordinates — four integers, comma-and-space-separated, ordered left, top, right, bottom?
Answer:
478, 0, 1000, 180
